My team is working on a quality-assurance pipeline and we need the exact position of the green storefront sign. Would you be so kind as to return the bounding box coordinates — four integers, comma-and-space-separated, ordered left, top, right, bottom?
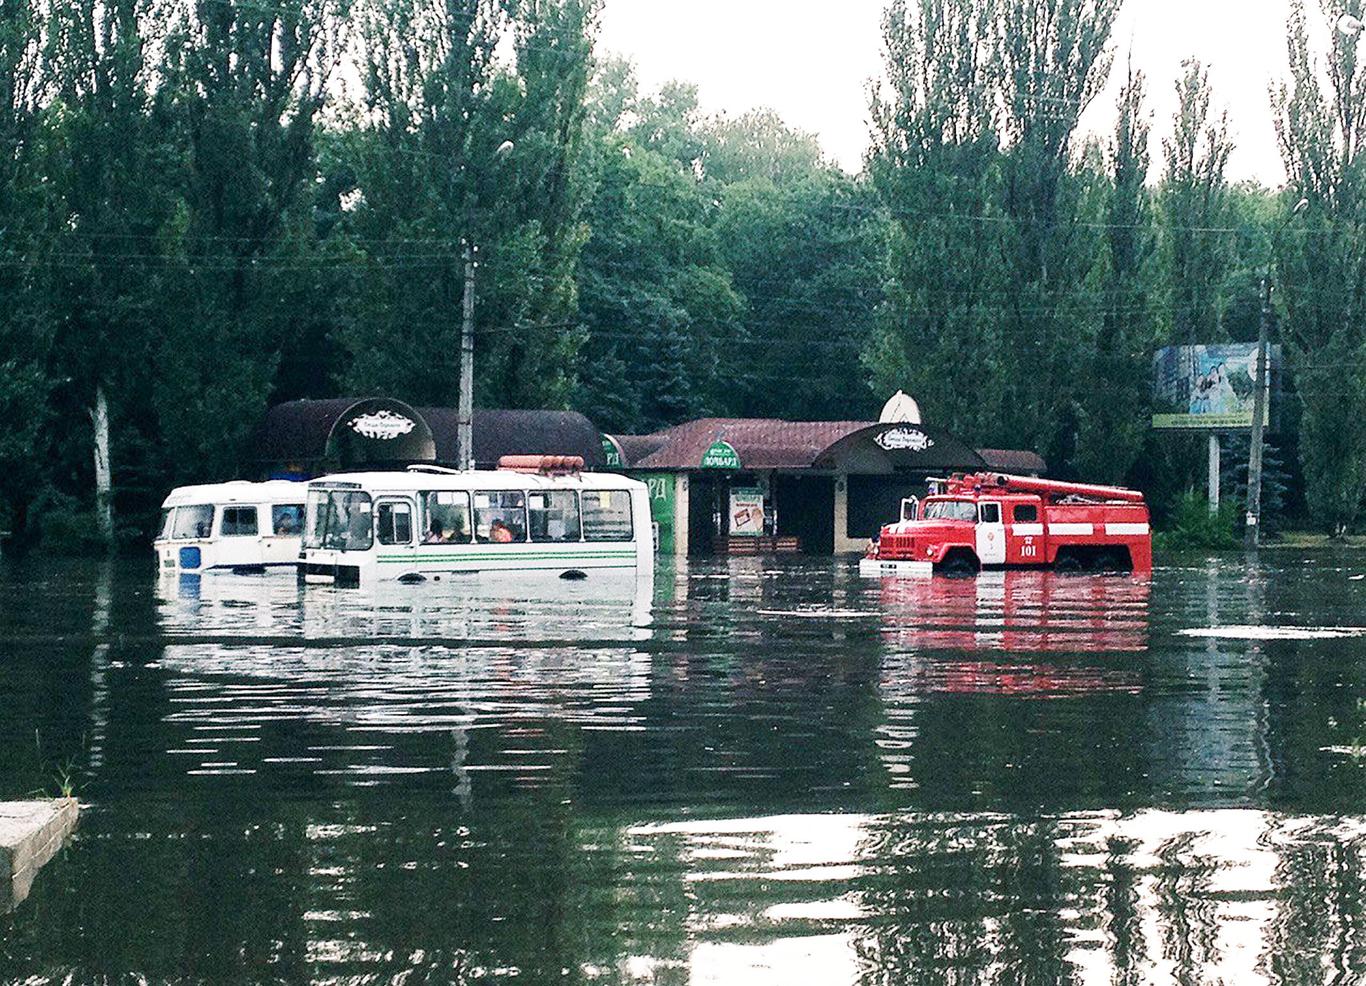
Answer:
601, 435, 623, 469
628, 471, 678, 554
700, 439, 741, 470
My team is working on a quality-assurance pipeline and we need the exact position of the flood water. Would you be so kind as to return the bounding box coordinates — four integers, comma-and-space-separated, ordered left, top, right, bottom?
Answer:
3, 552, 1366, 983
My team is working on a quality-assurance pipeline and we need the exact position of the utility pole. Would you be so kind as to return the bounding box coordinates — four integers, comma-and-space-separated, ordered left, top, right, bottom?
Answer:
457, 236, 475, 472
452, 140, 512, 473
1245, 275, 1272, 550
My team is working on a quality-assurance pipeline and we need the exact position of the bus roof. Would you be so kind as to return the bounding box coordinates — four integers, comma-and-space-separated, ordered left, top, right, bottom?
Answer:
306, 468, 645, 494
161, 480, 306, 509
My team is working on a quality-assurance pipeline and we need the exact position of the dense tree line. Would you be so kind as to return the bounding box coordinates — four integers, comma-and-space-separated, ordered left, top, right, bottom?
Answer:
0, 0, 1363, 548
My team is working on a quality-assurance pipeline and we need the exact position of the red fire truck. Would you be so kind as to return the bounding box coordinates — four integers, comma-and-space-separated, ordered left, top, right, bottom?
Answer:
859, 472, 1152, 578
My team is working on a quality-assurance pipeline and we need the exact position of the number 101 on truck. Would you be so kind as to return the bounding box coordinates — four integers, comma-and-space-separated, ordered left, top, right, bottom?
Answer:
859, 473, 1152, 578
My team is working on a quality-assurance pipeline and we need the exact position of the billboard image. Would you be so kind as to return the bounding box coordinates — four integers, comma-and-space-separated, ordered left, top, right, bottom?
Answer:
1151, 344, 1278, 431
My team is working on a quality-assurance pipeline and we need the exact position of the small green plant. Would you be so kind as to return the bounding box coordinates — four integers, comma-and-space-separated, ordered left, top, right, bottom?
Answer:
29, 729, 80, 800
1154, 489, 1239, 551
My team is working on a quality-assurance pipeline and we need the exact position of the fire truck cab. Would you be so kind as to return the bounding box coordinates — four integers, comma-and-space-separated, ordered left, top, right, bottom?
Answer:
859, 472, 1152, 578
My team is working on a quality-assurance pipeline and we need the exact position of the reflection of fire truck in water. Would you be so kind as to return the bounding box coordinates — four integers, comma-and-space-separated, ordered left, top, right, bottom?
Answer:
860, 472, 1152, 578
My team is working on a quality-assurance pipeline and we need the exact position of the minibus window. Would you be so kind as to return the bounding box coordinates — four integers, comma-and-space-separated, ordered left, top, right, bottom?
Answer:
220, 506, 259, 537
529, 491, 581, 543
272, 504, 304, 536
172, 504, 214, 539
582, 490, 633, 542
157, 509, 175, 540
474, 491, 527, 543
377, 501, 414, 546
421, 491, 472, 544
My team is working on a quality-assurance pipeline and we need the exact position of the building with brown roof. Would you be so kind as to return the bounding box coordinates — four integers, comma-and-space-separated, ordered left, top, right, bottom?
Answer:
606, 418, 1045, 557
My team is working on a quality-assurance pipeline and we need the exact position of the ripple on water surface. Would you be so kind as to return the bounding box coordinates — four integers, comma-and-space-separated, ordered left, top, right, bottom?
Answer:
3, 553, 1366, 984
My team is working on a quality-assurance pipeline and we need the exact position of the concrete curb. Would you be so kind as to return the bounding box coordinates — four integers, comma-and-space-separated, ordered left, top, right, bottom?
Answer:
0, 798, 80, 912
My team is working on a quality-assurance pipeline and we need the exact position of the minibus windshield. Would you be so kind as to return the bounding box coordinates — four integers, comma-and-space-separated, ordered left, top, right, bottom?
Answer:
304, 489, 374, 551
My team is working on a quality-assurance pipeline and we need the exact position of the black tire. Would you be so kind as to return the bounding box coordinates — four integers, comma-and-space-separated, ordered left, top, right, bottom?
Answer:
938, 550, 979, 578
1055, 551, 1083, 573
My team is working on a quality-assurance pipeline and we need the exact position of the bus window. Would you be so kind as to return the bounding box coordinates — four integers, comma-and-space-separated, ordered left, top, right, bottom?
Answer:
157, 509, 175, 540
529, 491, 581, 543
220, 506, 259, 537
421, 491, 472, 544
272, 504, 304, 535
173, 504, 214, 539
377, 501, 414, 545
474, 491, 527, 543
582, 490, 633, 542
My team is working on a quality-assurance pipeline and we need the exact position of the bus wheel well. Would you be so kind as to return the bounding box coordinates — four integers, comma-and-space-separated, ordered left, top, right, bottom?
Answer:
936, 548, 980, 577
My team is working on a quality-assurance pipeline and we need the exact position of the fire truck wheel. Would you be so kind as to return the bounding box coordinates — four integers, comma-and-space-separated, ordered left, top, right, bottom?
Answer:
937, 550, 979, 578
1055, 551, 1084, 573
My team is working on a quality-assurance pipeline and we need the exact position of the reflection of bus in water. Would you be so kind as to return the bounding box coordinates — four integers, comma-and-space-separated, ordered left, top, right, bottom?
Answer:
154, 481, 306, 576
299, 460, 654, 588
878, 569, 1150, 653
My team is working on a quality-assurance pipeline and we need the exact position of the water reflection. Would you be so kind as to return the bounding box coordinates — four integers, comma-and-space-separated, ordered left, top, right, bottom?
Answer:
6, 552, 1366, 984
627, 808, 1366, 986
154, 569, 655, 642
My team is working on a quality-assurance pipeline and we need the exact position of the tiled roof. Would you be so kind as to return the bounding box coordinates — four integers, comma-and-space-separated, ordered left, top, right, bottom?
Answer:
614, 418, 1040, 474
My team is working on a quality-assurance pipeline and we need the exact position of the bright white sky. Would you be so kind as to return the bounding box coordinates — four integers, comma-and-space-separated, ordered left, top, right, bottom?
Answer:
598, 0, 1301, 185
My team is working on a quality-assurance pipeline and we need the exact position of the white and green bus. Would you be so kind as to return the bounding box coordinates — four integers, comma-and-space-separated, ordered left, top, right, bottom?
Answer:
299, 463, 653, 587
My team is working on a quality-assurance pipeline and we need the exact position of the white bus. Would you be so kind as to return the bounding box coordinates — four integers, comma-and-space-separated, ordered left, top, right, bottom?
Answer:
155, 481, 307, 575
299, 463, 653, 587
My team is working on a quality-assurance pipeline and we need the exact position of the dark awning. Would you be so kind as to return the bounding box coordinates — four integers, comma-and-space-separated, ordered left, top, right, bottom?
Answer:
253, 399, 606, 475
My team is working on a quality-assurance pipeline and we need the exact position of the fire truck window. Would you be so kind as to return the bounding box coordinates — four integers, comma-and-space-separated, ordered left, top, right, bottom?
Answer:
1013, 504, 1038, 523
979, 503, 1001, 524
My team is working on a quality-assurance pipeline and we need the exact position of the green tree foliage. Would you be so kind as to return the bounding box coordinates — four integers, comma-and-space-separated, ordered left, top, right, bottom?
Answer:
336, 0, 598, 411
1161, 59, 1234, 345
573, 69, 743, 433
1073, 60, 1157, 483
1273, 0, 1366, 532
0, 0, 50, 535
866, 0, 1005, 438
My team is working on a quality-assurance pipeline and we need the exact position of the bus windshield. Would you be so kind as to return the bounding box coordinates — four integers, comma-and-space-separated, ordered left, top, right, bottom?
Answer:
921, 499, 978, 522
304, 489, 374, 551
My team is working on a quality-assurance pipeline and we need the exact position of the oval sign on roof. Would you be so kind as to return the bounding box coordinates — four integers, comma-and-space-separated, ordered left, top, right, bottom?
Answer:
349, 410, 417, 441
875, 427, 936, 453
700, 439, 741, 470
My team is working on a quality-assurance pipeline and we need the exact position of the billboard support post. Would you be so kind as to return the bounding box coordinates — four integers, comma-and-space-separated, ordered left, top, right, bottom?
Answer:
1208, 434, 1221, 515
1245, 276, 1272, 550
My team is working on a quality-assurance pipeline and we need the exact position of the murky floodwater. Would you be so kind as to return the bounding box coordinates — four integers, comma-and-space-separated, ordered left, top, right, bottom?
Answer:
3, 552, 1366, 983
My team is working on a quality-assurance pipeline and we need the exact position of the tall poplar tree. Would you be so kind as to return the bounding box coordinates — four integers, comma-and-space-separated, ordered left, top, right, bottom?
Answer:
1074, 60, 1157, 483
1273, 0, 1366, 532
866, 0, 1005, 437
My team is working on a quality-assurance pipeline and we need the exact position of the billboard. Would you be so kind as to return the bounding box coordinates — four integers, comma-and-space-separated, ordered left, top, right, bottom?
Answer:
1152, 344, 1279, 431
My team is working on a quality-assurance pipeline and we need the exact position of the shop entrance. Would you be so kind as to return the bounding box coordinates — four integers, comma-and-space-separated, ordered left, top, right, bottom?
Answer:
687, 475, 726, 556
773, 475, 835, 554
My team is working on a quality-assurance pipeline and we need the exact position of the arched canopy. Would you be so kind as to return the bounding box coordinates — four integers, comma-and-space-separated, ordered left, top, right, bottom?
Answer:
813, 423, 987, 473
253, 399, 607, 476
254, 398, 436, 474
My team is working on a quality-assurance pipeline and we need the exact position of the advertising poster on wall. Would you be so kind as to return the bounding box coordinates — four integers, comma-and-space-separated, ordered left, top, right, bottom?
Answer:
729, 488, 765, 536
1152, 344, 1279, 431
